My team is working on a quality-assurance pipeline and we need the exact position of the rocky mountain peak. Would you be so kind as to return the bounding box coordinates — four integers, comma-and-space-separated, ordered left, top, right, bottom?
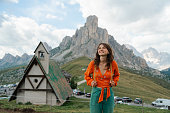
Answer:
43, 42, 52, 52
142, 47, 159, 56
22, 53, 29, 57
85, 15, 98, 34
2, 53, 15, 62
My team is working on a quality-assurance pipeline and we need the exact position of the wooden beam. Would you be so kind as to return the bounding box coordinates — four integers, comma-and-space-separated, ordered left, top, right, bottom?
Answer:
26, 75, 45, 77
18, 89, 53, 91
26, 77, 34, 89
36, 76, 45, 89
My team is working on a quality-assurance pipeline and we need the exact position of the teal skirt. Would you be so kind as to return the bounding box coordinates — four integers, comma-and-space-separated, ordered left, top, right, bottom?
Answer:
90, 87, 114, 113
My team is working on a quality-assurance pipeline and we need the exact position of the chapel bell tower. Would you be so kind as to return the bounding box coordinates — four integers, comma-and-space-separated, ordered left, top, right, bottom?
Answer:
34, 42, 49, 74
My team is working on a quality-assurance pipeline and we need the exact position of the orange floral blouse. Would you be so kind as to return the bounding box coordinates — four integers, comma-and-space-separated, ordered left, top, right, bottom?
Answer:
84, 60, 120, 87
84, 60, 120, 103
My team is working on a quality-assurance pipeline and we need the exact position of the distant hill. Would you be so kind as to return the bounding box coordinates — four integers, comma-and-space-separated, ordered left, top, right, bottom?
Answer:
61, 56, 170, 103
161, 67, 170, 80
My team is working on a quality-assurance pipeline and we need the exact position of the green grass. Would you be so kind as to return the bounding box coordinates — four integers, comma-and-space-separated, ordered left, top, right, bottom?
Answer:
0, 98, 169, 113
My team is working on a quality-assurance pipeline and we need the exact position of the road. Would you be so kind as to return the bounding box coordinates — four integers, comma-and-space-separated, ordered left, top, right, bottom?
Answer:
77, 80, 86, 85
74, 95, 165, 109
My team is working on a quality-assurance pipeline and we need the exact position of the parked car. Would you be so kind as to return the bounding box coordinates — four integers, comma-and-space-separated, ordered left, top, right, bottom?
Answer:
0, 85, 4, 88
116, 100, 123, 104
134, 98, 142, 104
152, 98, 170, 107
73, 89, 80, 94
73, 89, 84, 95
122, 97, 132, 103
76, 91, 84, 95
114, 96, 122, 102
86, 93, 91, 97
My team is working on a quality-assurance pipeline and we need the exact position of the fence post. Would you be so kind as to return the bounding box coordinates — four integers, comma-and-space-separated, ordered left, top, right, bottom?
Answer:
142, 100, 144, 113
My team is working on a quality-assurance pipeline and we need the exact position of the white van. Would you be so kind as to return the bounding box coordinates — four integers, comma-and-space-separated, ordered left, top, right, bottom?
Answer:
152, 98, 170, 107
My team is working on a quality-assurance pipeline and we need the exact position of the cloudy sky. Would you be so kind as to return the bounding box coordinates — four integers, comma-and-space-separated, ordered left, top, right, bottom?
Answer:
0, 0, 170, 59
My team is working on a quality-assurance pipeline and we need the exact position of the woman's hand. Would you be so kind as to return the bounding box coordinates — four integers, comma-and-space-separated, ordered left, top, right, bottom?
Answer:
91, 80, 97, 87
110, 80, 115, 87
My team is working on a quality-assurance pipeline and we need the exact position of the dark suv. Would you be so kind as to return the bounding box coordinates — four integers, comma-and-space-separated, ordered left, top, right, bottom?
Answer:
134, 98, 142, 104
122, 97, 132, 103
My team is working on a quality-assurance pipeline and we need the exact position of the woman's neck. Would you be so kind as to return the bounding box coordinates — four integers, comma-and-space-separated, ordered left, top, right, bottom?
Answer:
100, 56, 107, 64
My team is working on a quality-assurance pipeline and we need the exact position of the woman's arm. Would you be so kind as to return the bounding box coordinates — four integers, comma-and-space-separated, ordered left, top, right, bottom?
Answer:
112, 60, 120, 86
84, 61, 94, 86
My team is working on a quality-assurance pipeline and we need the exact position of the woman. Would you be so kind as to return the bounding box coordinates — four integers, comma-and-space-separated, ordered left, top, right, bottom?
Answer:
84, 43, 120, 113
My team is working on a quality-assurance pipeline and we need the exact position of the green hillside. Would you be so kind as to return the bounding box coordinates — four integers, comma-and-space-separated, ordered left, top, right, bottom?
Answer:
0, 65, 26, 85
61, 56, 170, 103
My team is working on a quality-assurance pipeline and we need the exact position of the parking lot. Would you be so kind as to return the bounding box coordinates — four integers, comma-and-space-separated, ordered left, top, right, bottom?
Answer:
73, 93, 168, 110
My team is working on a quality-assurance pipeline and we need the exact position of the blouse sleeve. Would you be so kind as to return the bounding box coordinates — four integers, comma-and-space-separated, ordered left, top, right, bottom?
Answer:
84, 61, 94, 86
112, 60, 120, 86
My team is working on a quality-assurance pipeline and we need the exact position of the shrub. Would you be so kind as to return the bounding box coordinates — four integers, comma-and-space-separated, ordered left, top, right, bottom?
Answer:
25, 101, 32, 105
17, 102, 23, 105
70, 76, 77, 89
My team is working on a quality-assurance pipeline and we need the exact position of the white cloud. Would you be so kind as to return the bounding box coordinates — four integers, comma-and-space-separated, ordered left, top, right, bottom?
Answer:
27, 1, 67, 23
76, 0, 170, 54
46, 14, 57, 19
56, 1, 66, 9
2, 0, 19, 3
69, 0, 77, 5
0, 14, 75, 59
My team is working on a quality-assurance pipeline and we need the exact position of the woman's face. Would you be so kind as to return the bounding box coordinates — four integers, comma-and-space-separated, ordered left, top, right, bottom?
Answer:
98, 44, 109, 56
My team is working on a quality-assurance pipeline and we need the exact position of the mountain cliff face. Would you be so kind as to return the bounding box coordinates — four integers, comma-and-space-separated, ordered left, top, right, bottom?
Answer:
51, 15, 154, 73
125, 44, 143, 58
0, 53, 33, 70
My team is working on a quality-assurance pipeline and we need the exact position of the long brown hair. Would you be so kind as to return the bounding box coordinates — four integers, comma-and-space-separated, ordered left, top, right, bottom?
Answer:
94, 43, 114, 69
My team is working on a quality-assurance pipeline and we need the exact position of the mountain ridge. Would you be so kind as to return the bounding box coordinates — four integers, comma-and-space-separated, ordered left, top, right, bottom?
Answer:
0, 53, 33, 70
